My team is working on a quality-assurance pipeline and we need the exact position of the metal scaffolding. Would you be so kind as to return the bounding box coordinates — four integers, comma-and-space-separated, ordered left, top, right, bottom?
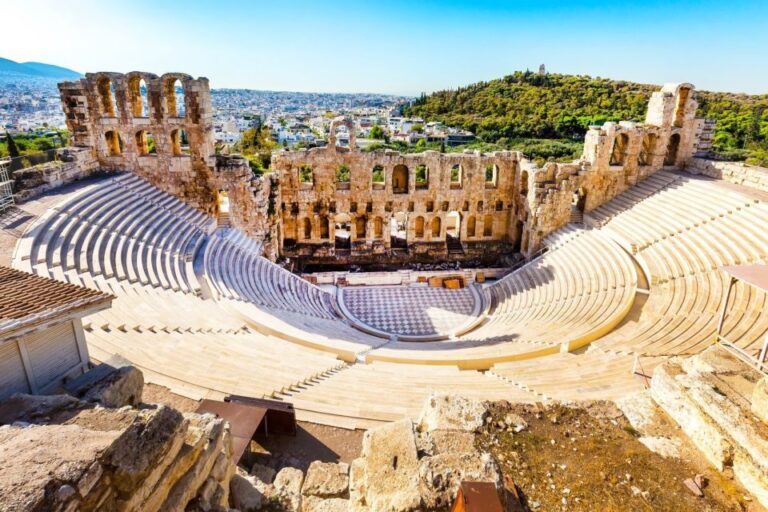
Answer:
0, 159, 14, 214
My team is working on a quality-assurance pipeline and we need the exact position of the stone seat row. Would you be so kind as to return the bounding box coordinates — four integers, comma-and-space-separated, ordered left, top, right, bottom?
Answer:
363, 229, 637, 368
203, 229, 337, 320
489, 350, 663, 402
591, 174, 760, 253
16, 173, 213, 296
85, 324, 346, 402
278, 361, 538, 429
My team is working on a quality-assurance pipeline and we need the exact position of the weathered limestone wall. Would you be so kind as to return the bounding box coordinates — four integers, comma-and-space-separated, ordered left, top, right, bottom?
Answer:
57, 75, 707, 263
686, 158, 768, 193
521, 82, 703, 254
58, 72, 274, 248
11, 147, 100, 202
273, 118, 524, 266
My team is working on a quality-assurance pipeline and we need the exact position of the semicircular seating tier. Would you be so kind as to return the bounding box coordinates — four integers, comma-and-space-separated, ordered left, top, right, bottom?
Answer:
10, 169, 768, 431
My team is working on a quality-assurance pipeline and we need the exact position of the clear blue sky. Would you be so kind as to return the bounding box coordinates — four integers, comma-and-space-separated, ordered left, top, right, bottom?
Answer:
5, 0, 768, 95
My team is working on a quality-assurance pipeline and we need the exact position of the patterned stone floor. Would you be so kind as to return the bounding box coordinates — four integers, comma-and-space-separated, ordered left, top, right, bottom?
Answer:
340, 286, 479, 337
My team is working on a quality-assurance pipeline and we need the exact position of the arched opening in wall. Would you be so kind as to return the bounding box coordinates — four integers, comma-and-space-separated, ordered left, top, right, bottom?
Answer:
415, 164, 429, 189
673, 87, 691, 128
371, 165, 385, 190
298, 164, 314, 187
520, 170, 529, 197
638, 133, 657, 166
374, 217, 383, 238
609, 133, 630, 166
572, 187, 587, 214
104, 131, 122, 156
129, 77, 148, 117
135, 130, 156, 156
319, 215, 330, 239
336, 164, 350, 190
466, 216, 476, 238
431, 217, 441, 238
301, 218, 312, 240
462, 201, 469, 212
283, 217, 297, 247
392, 164, 409, 194
390, 212, 408, 249
216, 190, 230, 227
414, 216, 425, 239
170, 129, 190, 156
335, 214, 351, 250
485, 164, 498, 188
445, 211, 461, 251
97, 77, 117, 117
664, 133, 680, 166
512, 220, 524, 252
165, 79, 186, 118
450, 164, 462, 189
483, 214, 493, 237
355, 216, 367, 239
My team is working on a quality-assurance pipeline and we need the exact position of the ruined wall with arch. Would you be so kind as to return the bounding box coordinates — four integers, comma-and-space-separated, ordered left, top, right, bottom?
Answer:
58, 71, 277, 256
274, 85, 706, 265
272, 128, 523, 266
520, 83, 705, 255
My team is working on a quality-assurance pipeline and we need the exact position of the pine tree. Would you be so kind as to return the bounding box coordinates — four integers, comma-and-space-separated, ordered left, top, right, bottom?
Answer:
5, 130, 20, 159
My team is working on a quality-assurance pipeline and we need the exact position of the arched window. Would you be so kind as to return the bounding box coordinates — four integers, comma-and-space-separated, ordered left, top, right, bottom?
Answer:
372, 165, 385, 190
673, 87, 691, 128
462, 201, 469, 212
336, 164, 350, 190
450, 164, 462, 189
466, 216, 476, 238
520, 170, 529, 197
170, 129, 190, 155
97, 77, 117, 117
355, 217, 367, 238
135, 130, 156, 155
320, 215, 330, 239
374, 217, 383, 238
445, 211, 460, 241
665, 133, 681, 166
283, 217, 297, 245
104, 131, 122, 156
610, 133, 630, 166
477, 200, 483, 212
298, 164, 313, 185
483, 215, 493, 237
415, 216, 425, 238
415, 164, 428, 189
638, 133, 657, 166
165, 78, 186, 118
485, 164, 498, 188
302, 218, 312, 239
128, 77, 148, 118
393, 164, 409, 194
431, 217, 441, 237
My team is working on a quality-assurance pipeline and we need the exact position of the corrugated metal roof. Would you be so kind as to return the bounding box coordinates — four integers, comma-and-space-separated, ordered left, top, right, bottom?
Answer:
0, 266, 113, 338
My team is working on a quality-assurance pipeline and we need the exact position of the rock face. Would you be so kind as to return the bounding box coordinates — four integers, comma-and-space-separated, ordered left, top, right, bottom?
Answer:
650, 346, 768, 508
0, 386, 235, 511
417, 394, 488, 432
81, 365, 144, 408
349, 393, 502, 511
752, 377, 768, 424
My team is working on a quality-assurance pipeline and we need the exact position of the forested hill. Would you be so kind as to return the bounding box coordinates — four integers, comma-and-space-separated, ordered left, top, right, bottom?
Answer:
405, 71, 768, 165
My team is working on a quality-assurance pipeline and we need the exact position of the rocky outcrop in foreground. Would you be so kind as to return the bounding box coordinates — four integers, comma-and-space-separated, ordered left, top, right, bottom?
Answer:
0, 384, 235, 511
231, 394, 503, 511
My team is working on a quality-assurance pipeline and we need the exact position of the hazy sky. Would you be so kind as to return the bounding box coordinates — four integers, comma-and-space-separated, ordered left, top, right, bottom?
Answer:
4, 0, 768, 95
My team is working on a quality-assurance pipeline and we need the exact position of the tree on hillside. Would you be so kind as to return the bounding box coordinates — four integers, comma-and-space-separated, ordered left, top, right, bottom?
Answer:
369, 125, 386, 140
